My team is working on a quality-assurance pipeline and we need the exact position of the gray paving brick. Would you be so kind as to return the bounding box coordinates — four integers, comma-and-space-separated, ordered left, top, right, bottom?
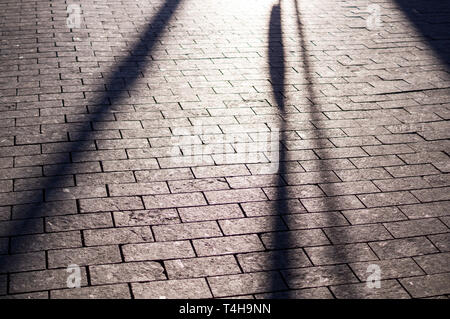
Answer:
193, 235, 264, 256
1, 0, 449, 299
123, 241, 195, 261
165, 256, 241, 279
10, 268, 88, 293
237, 248, 312, 272
414, 253, 450, 275
208, 271, 286, 297
384, 218, 448, 238
113, 209, 179, 226
178, 204, 244, 222
342, 207, 407, 225
369, 237, 438, 259
90, 261, 165, 285
398, 201, 450, 219
400, 274, 450, 298
11, 231, 82, 253
281, 265, 359, 289
132, 278, 212, 299
48, 245, 122, 268
261, 229, 330, 249
331, 280, 410, 299
153, 221, 222, 241
83, 226, 153, 246
349, 258, 424, 281
51, 284, 130, 299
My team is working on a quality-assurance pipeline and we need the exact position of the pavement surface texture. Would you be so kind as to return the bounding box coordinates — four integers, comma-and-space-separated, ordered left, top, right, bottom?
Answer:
0, 0, 449, 299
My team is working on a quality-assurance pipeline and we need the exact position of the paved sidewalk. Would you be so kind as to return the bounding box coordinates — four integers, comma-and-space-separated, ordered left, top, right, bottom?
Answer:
0, 0, 449, 298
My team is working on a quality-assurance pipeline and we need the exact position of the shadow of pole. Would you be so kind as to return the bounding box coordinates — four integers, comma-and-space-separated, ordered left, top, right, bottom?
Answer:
0, 0, 183, 276
292, 0, 359, 298
268, 3, 294, 298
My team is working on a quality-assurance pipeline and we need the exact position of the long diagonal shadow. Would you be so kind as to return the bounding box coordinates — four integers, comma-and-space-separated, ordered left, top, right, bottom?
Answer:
0, 0, 183, 278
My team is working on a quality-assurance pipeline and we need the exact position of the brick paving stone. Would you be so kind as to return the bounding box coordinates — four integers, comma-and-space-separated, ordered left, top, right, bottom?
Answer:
383, 218, 448, 238
398, 202, 450, 219
0, 275, 6, 295
358, 191, 419, 207
208, 272, 286, 297
11, 232, 82, 253
349, 258, 424, 281
193, 235, 264, 256
413, 253, 450, 275
301, 195, 365, 212
123, 241, 195, 262
113, 209, 179, 227
219, 216, 286, 235
330, 280, 410, 299
48, 246, 122, 268
334, 168, 391, 182
255, 287, 333, 299
400, 274, 450, 298
0, 252, 46, 273
237, 249, 312, 272
144, 192, 206, 209
83, 227, 154, 246
132, 279, 212, 299
79, 197, 144, 213
10, 268, 88, 294
51, 284, 130, 299
205, 188, 267, 204
261, 229, 330, 249
178, 204, 244, 222
164, 256, 241, 279
0, 291, 49, 299
45, 214, 113, 232
305, 243, 378, 266
342, 207, 407, 225
153, 221, 222, 241
241, 200, 307, 216
369, 237, 438, 259
109, 182, 169, 197
324, 224, 392, 244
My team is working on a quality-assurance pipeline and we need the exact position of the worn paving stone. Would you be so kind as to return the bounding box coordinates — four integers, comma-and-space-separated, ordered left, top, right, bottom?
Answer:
413, 253, 450, 275
400, 274, 450, 298
50, 284, 131, 299
255, 287, 333, 299
123, 241, 195, 262
10, 268, 88, 294
132, 279, 212, 299
369, 237, 438, 259
193, 235, 264, 256
349, 258, 425, 282
90, 262, 165, 285
0, 0, 448, 299
208, 272, 287, 297
330, 280, 410, 299
237, 249, 312, 272
305, 243, 378, 266
152, 221, 222, 241
47, 246, 122, 268
281, 265, 359, 289
164, 256, 241, 279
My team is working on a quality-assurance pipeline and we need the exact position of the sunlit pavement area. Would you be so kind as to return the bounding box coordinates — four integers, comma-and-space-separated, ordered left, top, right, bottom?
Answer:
0, 0, 449, 299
